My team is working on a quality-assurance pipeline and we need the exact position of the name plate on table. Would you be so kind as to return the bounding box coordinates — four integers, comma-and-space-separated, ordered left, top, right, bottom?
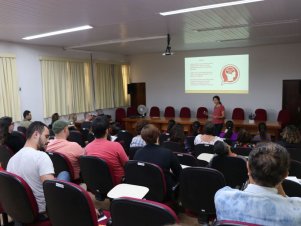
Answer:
107, 183, 149, 199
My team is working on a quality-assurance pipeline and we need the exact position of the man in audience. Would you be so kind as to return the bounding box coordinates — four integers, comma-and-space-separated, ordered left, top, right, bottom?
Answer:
81, 112, 93, 131
7, 121, 69, 213
133, 124, 182, 197
19, 110, 32, 128
130, 120, 148, 147
46, 120, 85, 180
215, 143, 301, 225
85, 116, 128, 185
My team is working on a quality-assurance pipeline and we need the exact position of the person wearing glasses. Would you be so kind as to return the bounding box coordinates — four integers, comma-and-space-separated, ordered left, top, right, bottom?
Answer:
0, 116, 25, 154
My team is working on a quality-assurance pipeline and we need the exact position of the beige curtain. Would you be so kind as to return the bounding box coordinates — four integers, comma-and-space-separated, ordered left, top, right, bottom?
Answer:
0, 55, 21, 120
94, 63, 114, 109
41, 59, 93, 117
68, 62, 94, 113
121, 64, 130, 106
113, 64, 126, 107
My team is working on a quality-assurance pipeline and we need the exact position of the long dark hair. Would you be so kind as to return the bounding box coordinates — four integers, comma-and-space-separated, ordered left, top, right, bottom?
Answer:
258, 122, 267, 140
51, 113, 59, 124
191, 121, 201, 136
224, 120, 234, 139
166, 119, 176, 134
0, 117, 12, 145
213, 95, 222, 105
170, 124, 185, 144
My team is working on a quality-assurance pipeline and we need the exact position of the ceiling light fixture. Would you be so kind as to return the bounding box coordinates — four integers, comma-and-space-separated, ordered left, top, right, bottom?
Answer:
162, 34, 174, 56
22, 25, 93, 40
66, 35, 166, 49
160, 0, 264, 16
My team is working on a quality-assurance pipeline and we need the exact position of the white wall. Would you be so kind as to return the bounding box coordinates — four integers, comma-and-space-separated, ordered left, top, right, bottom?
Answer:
0, 41, 127, 123
130, 42, 301, 121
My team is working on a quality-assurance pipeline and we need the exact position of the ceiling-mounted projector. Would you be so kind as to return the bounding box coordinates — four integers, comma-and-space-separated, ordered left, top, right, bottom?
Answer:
162, 33, 174, 56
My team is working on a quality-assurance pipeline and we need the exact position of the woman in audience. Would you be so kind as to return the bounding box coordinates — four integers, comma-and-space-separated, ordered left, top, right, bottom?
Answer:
130, 120, 148, 147
169, 123, 186, 151
109, 122, 121, 141
194, 121, 223, 145
278, 125, 301, 148
0, 116, 25, 154
219, 120, 238, 145
133, 124, 182, 196
190, 120, 201, 136
233, 129, 255, 148
252, 122, 271, 143
209, 141, 246, 167
48, 113, 60, 129
159, 119, 175, 144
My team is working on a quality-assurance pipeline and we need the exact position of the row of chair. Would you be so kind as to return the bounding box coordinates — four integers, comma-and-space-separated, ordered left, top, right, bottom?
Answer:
116, 106, 291, 125
1, 148, 301, 226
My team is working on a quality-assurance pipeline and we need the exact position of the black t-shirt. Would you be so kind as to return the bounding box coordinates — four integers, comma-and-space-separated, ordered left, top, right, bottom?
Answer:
133, 144, 182, 191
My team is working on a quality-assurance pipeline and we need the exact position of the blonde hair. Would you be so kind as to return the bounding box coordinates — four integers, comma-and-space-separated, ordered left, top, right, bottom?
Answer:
281, 125, 301, 144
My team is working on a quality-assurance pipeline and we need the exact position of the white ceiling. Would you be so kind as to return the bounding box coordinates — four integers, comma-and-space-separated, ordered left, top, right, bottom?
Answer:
1, 0, 301, 55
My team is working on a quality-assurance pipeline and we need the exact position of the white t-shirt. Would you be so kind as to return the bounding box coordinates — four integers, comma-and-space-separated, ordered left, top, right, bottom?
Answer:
194, 134, 223, 145
7, 147, 54, 213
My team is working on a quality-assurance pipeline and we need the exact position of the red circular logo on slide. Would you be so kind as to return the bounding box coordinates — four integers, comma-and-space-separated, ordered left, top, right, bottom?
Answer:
221, 65, 240, 84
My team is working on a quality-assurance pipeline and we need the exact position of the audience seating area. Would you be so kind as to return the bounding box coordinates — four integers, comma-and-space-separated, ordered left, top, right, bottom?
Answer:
0, 107, 300, 226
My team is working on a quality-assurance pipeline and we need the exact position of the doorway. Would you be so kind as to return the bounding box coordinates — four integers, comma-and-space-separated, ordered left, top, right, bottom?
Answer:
282, 80, 301, 126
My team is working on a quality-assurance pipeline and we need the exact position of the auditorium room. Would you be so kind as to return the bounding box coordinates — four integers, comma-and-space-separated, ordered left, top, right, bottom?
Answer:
0, 0, 301, 226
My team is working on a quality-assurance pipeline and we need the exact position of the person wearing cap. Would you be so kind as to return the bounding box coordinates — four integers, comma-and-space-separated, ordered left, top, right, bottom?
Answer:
46, 120, 85, 180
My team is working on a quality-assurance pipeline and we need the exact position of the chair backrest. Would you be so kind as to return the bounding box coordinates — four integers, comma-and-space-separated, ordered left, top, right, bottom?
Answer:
0, 145, 14, 170
179, 167, 225, 221
287, 147, 301, 162
67, 130, 85, 147
232, 147, 252, 157
127, 106, 138, 117
43, 180, 98, 226
210, 156, 248, 189
79, 156, 114, 201
115, 108, 126, 122
193, 144, 214, 157
110, 197, 179, 226
80, 128, 90, 142
254, 109, 267, 121
150, 106, 160, 117
46, 152, 75, 180
174, 152, 198, 166
180, 107, 191, 118
185, 136, 195, 152
81, 121, 92, 130
289, 160, 301, 178
159, 133, 170, 144
232, 108, 245, 120
0, 171, 39, 223
164, 106, 175, 118
161, 141, 184, 153
116, 130, 133, 155
125, 160, 166, 202
129, 147, 143, 160
196, 107, 208, 119
17, 126, 27, 135
277, 109, 291, 127
282, 179, 301, 198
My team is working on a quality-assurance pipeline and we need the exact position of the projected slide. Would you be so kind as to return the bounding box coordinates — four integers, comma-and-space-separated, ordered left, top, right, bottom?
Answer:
185, 54, 249, 94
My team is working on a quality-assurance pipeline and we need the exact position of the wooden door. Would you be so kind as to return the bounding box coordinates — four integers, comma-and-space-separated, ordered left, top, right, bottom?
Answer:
282, 80, 301, 125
